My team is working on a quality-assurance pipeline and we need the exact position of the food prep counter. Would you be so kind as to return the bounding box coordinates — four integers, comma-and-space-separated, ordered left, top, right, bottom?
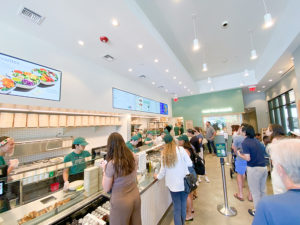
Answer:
0, 143, 171, 225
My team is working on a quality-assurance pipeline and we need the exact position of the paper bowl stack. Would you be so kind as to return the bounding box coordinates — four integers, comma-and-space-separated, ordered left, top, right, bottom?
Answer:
84, 166, 99, 196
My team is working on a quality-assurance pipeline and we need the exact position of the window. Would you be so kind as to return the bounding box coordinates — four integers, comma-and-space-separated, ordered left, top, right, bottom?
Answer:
268, 89, 299, 133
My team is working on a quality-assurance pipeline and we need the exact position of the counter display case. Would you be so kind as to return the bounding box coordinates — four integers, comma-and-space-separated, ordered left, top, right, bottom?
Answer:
0, 143, 171, 225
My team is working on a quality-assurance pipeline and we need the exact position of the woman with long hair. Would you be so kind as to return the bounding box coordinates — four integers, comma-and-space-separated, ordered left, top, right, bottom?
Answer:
102, 132, 141, 225
177, 134, 197, 221
154, 134, 193, 225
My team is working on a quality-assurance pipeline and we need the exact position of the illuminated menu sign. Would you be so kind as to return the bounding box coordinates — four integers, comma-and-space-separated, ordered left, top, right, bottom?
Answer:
113, 88, 168, 115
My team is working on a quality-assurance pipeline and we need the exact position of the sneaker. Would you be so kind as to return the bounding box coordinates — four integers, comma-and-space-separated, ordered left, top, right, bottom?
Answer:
198, 177, 202, 183
196, 181, 200, 186
248, 209, 255, 216
205, 176, 210, 183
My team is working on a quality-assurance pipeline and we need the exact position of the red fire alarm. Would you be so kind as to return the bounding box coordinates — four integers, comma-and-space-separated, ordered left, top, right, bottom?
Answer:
249, 86, 256, 92
173, 97, 178, 102
100, 36, 109, 43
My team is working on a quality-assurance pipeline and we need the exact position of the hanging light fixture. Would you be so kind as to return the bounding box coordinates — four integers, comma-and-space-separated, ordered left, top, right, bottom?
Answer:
202, 63, 208, 72
207, 77, 212, 84
262, 0, 273, 29
249, 31, 258, 60
244, 69, 249, 77
192, 14, 200, 51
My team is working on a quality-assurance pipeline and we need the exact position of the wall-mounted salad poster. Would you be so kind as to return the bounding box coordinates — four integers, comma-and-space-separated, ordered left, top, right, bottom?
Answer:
0, 53, 62, 101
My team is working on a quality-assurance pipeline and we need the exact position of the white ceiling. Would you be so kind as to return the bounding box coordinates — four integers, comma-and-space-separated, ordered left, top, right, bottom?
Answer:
1, 0, 300, 97
134, 0, 290, 80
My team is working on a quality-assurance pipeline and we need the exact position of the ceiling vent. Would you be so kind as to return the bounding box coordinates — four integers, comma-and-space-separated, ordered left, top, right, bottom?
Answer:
138, 75, 146, 78
19, 7, 45, 25
158, 85, 164, 89
103, 55, 115, 62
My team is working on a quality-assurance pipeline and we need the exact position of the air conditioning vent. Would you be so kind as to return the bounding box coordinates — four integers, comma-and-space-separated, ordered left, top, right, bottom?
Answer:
158, 86, 164, 89
138, 75, 146, 78
19, 7, 45, 25
103, 55, 115, 62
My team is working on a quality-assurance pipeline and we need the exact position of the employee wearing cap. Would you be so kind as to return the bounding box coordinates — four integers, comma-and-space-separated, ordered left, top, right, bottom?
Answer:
0, 136, 19, 175
63, 137, 91, 190
144, 131, 154, 147
126, 136, 139, 153
136, 132, 143, 148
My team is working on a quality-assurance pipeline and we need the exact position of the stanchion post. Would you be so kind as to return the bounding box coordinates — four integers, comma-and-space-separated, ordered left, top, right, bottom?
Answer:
217, 157, 237, 216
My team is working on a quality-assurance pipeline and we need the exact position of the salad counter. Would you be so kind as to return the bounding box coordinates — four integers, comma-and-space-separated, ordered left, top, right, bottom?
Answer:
0, 143, 172, 225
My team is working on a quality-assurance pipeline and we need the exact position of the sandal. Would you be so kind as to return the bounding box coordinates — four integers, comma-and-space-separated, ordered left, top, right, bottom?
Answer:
193, 195, 198, 200
234, 193, 244, 201
248, 198, 253, 202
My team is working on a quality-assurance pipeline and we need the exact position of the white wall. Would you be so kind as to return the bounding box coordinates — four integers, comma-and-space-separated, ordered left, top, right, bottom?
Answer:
0, 21, 172, 116
243, 92, 269, 131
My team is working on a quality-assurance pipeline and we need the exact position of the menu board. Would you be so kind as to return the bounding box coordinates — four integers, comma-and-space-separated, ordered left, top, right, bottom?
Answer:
113, 88, 168, 115
0, 53, 62, 101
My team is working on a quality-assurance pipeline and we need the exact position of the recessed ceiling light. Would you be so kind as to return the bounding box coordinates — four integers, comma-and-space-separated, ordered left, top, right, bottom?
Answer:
111, 18, 120, 27
183, 86, 187, 89
152, 81, 155, 85
269, 79, 272, 82
137, 44, 143, 49
165, 69, 169, 73
128, 68, 133, 72
178, 81, 182, 85
78, 40, 84, 46
154, 59, 159, 63
190, 92, 193, 94
257, 90, 261, 93
173, 76, 176, 80
291, 57, 294, 60
262, 85, 266, 88
187, 89, 190, 92
165, 89, 168, 92
278, 70, 283, 74
240, 82, 244, 86
210, 87, 214, 91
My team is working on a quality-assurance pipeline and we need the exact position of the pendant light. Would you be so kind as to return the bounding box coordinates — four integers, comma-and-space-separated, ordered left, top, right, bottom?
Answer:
244, 69, 249, 77
262, 0, 273, 29
207, 77, 212, 84
249, 31, 258, 60
192, 14, 200, 51
202, 63, 208, 72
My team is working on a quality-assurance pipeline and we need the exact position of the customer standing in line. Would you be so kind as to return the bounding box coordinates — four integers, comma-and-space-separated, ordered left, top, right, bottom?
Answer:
154, 134, 193, 225
194, 127, 210, 183
238, 125, 267, 216
252, 139, 300, 225
177, 134, 197, 221
102, 132, 141, 225
205, 121, 217, 154
232, 126, 253, 202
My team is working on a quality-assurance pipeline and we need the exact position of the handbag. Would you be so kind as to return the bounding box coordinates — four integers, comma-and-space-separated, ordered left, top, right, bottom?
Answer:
179, 148, 197, 194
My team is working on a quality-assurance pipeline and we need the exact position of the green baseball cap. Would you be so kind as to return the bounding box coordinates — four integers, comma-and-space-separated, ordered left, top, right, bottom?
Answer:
163, 129, 169, 134
131, 135, 139, 141
146, 131, 153, 135
137, 133, 142, 138
73, 137, 88, 146
177, 135, 189, 142
163, 134, 173, 144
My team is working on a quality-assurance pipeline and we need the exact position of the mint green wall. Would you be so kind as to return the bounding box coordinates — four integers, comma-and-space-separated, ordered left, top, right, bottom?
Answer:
172, 88, 244, 127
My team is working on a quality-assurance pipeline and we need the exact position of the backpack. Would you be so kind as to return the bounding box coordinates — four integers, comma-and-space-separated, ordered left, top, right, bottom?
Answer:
188, 146, 205, 175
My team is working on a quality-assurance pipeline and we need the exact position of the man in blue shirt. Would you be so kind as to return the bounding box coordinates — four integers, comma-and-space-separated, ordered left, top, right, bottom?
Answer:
238, 125, 267, 216
253, 139, 300, 225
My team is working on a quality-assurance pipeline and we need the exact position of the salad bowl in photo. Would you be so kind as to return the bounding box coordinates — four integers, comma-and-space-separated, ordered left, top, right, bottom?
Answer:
12, 70, 40, 89
32, 68, 59, 86
0, 75, 16, 94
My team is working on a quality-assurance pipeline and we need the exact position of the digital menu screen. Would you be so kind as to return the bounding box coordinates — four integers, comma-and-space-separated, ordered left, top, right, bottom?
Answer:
0, 53, 62, 101
113, 88, 168, 115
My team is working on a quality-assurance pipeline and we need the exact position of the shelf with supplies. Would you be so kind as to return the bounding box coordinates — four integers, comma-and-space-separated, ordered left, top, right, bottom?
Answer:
0, 103, 122, 129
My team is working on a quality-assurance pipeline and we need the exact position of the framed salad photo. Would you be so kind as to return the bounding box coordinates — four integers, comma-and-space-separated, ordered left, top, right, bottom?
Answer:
0, 53, 62, 101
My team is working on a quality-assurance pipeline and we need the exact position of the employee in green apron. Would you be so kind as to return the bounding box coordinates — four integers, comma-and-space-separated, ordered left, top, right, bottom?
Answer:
174, 124, 180, 136
0, 136, 19, 174
136, 132, 143, 148
144, 131, 154, 147
180, 124, 184, 135
126, 135, 139, 153
63, 137, 91, 190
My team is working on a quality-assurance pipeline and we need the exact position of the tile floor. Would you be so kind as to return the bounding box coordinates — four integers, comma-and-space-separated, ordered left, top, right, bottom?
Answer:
159, 153, 273, 225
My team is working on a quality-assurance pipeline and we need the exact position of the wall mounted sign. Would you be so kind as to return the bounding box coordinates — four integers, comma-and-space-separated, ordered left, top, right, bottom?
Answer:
0, 53, 62, 101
